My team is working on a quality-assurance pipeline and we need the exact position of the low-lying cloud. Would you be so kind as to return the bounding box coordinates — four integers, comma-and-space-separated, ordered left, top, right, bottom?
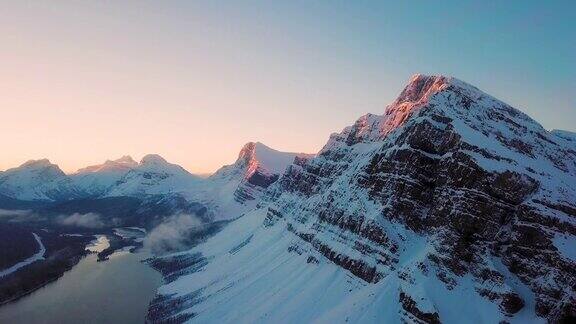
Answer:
0, 209, 33, 217
144, 213, 203, 255
0, 209, 41, 222
57, 212, 105, 228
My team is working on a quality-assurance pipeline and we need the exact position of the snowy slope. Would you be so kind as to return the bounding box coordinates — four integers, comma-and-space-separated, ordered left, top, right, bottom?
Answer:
149, 75, 576, 323
551, 129, 576, 149
150, 208, 540, 324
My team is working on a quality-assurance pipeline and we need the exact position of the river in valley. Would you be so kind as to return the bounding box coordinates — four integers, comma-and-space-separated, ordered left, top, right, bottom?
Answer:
0, 235, 163, 324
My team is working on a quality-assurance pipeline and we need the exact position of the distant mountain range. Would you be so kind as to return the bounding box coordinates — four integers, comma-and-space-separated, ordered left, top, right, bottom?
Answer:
0, 142, 311, 221
2, 74, 575, 323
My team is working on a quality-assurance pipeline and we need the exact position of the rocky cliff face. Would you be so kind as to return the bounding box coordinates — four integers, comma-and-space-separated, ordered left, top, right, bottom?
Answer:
150, 75, 575, 323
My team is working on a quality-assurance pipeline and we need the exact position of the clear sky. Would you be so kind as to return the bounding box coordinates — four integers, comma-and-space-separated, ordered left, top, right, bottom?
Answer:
1, 1, 574, 174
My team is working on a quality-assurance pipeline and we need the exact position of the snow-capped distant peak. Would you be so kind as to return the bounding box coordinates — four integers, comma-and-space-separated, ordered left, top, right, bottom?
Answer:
203, 142, 314, 215
234, 142, 312, 176
0, 158, 74, 201
19, 158, 57, 169
102, 153, 200, 198
76, 156, 137, 174
140, 154, 169, 165
136, 154, 192, 175
114, 155, 137, 165
4, 159, 66, 178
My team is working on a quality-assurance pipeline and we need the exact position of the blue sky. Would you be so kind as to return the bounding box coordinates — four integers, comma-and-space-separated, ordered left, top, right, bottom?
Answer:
0, 1, 574, 172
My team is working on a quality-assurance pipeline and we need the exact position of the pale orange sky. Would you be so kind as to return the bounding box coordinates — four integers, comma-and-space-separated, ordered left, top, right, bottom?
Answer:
1, 1, 574, 174
0, 2, 396, 174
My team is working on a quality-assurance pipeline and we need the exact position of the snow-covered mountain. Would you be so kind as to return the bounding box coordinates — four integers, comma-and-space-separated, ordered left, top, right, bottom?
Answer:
0, 154, 205, 203
0, 159, 81, 201
70, 156, 138, 197
104, 154, 202, 198
2, 74, 574, 322
200, 142, 313, 219
148, 75, 576, 323
0, 145, 307, 223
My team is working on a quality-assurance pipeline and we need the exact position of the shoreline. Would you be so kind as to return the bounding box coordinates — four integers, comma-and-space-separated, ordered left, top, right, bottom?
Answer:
0, 233, 46, 278
0, 254, 83, 307
0, 233, 97, 306
0, 230, 155, 309
0, 242, 164, 324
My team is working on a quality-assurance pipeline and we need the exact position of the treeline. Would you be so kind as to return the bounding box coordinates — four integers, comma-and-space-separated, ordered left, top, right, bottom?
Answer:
0, 223, 38, 269
0, 232, 92, 305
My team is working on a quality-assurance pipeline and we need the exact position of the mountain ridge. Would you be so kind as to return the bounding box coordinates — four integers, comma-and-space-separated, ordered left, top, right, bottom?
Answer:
75, 156, 138, 174
148, 74, 576, 323
0, 144, 314, 218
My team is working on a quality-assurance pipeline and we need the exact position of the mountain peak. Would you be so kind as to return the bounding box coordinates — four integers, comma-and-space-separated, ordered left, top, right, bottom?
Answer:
75, 155, 137, 173
392, 74, 451, 106
390, 74, 484, 108
114, 155, 136, 165
140, 154, 168, 165
236, 142, 312, 175
379, 73, 489, 137
237, 142, 271, 162
0, 158, 70, 201
238, 142, 257, 159
136, 154, 193, 175
321, 74, 527, 153
213, 142, 313, 182
19, 158, 55, 169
